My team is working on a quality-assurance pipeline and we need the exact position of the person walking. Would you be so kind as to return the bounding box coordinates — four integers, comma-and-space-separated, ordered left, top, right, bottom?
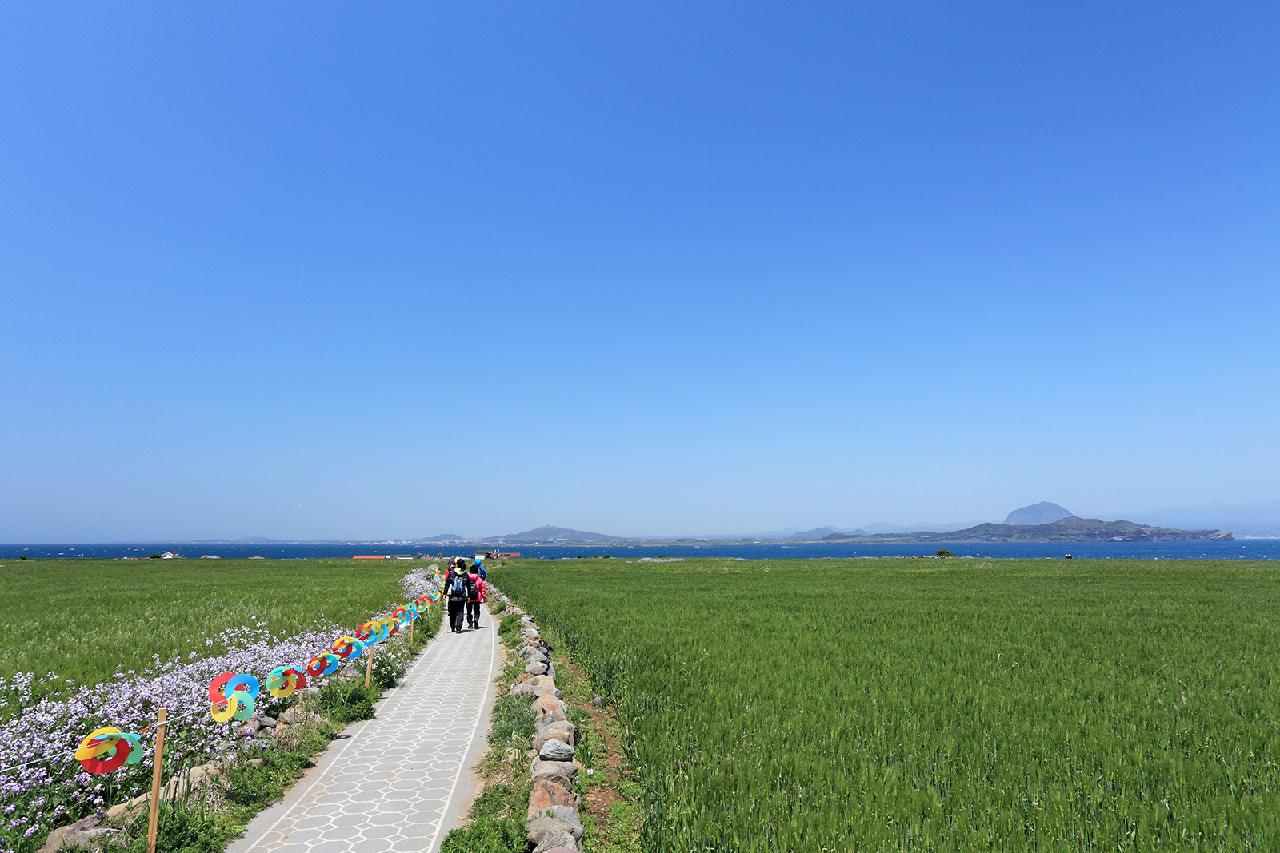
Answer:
443, 557, 469, 593
446, 561, 470, 633
440, 560, 457, 612
466, 563, 485, 629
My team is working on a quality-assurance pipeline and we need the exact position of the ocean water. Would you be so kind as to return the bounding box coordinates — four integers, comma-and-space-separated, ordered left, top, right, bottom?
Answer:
2, 540, 1277, 561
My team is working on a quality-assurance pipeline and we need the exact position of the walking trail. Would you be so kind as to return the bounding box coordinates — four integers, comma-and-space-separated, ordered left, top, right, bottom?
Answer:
229, 607, 499, 853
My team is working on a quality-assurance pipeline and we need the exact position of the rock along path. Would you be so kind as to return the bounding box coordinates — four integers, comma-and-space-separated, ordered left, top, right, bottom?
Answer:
229, 607, 499, 853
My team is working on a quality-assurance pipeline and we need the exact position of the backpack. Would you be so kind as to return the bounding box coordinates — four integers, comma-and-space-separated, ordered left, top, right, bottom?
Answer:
449, 574, 469, 600
465, 575, 479, 600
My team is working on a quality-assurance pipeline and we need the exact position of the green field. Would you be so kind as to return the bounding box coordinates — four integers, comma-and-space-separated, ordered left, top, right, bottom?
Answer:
0, 558, 416, 703
496, 558, 1280, 850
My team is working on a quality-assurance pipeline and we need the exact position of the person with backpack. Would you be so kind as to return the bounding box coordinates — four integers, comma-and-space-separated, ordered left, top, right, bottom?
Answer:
439, 560, 456, 605
446, 559, 470, 633
466, 564, 485, 629
443, 556, 467, 593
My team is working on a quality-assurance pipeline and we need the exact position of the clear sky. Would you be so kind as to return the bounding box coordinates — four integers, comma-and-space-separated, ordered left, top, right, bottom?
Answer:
2, 3, 1278, 541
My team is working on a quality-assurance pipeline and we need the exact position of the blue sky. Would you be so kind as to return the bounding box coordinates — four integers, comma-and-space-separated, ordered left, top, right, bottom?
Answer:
2, 3, 1278, 540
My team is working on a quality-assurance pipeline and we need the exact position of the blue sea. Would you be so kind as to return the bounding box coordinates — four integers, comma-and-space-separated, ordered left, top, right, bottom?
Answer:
2, 540, 1278, 560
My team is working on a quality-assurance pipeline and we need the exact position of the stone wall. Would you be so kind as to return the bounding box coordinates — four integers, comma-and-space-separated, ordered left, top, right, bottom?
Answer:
489, 587, 584, 853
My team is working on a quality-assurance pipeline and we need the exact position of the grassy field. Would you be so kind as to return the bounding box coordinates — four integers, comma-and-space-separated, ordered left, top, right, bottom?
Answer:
495, 557, 1280, 850
0, 558, 416, 704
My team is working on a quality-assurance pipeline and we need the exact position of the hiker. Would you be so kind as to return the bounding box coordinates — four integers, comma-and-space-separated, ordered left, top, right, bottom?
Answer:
447, 560, 470, 633
443, 556, 467, 592
475, 559, 487, 581
466, 563, 485, 629
439, 561, 457, 602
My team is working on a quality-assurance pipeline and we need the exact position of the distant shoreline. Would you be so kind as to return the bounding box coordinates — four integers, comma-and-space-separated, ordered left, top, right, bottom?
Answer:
3, 540, 1276, 561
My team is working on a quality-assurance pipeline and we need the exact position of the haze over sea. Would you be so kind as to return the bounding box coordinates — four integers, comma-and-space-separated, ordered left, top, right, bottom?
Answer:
5, 540, 1278, 561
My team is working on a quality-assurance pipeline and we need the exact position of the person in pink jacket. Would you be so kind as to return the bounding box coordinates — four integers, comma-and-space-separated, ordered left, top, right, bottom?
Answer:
466, 566, 486, 629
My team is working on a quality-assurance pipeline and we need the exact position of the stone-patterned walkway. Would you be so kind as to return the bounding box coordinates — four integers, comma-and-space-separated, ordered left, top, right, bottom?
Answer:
229, 608, 499, 853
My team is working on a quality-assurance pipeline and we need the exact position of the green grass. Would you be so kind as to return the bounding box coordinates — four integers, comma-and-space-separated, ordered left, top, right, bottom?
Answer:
535, 622, 643, 852
439, 781, 530, 853
0, 558, 414, 701
497, 557, 1280, 851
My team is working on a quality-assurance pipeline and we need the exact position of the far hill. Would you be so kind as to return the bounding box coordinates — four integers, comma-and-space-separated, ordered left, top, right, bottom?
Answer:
1004, 502, 1073, 525
786, 526, 867, 541
822, 516, 1232, 543
487, 525, 625, 544
417, 533, 466, 542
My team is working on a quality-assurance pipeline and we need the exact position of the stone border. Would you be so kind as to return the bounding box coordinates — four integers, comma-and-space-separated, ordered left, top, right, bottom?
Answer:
489, 587, 584, 853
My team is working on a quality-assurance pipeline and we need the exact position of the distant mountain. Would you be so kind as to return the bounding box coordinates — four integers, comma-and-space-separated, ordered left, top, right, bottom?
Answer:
1004, 502, 1073, 526
418, 533, 466, 542
822, 516, 1232, 543
487, 525, 626, 544
786, 526, 867, 541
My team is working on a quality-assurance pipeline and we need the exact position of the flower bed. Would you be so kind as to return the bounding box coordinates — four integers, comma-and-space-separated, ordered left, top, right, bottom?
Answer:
1, 565, 443, 853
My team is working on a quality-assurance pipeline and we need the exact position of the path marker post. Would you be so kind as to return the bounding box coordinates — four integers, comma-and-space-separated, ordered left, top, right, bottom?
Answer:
409, 619, 414, 648
146, 707, 168, 853
365, 645, 376, 688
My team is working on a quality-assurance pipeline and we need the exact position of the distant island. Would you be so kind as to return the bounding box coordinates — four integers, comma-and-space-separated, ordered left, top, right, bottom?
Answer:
152, 503, 1236, 548
817, 516, 1232, 544
483, 525, 626, 544
405, 504, 1232, 546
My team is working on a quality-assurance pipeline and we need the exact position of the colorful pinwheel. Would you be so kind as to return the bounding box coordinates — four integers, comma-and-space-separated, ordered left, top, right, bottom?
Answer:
75, 727, 144, 774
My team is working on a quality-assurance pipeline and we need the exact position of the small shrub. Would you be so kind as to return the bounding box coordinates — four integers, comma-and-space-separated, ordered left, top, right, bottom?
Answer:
440, 782, 529, 853
497, 615, 522, 642
371, 648, 407, 690
122, 796, 232, 853
284, 720, 336, 759
317, 679, 377, 724
573, 724, 595, 769
488, 693, 535, 747
225, 762, 284, 807
439, 815, 525, 853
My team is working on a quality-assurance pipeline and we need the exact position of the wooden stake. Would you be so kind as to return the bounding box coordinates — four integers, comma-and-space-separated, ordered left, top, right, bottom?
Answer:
364, 645, 376, 688
408, 619, 414, 648
146, 707, 168, 853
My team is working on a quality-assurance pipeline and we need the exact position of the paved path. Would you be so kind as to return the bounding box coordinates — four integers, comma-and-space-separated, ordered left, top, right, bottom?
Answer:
230, 608, 499, 853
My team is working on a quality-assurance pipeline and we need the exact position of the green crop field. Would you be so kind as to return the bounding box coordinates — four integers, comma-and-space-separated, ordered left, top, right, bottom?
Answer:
496, 558, 1280, 850
0, 558, 418, 706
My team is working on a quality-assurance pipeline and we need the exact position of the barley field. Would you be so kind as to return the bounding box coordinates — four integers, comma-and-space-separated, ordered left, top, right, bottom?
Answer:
495, 557, 1280, 850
